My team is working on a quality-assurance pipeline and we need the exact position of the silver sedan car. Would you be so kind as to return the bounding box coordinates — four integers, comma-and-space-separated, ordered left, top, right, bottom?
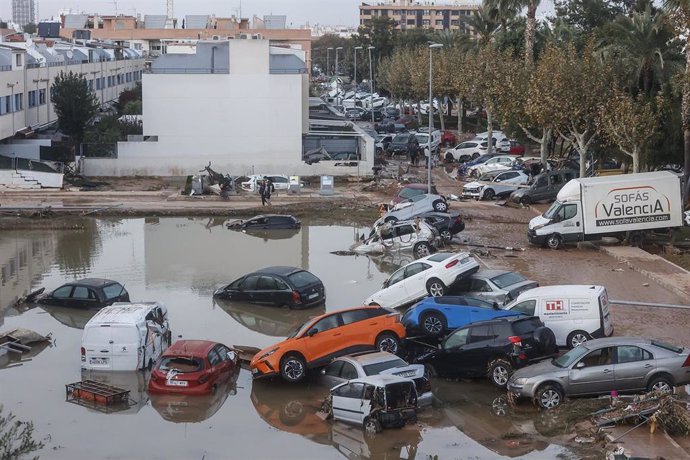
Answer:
507, 337, 690, 409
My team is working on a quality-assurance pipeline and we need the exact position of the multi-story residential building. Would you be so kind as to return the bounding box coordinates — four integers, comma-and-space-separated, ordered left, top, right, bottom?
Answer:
12, 0, 35, 27
359, 0, 479, 32
0, 40, 145, 143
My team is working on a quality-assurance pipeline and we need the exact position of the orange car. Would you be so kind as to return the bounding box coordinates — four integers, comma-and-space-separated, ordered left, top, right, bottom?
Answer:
250, 306, 407, 383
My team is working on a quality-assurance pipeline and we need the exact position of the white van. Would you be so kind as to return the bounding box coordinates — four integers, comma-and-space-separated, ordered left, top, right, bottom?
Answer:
81, 302, 171, 371
504, 285, 613, 349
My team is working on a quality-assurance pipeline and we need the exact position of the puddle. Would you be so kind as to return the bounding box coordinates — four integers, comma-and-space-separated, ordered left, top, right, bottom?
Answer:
0, 217, 580, 459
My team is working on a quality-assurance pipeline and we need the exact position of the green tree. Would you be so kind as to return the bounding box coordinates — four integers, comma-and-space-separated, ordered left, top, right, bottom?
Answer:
123, 100, 142, 115
356, 16, 397, 59
50, 71, 99, 156
0, 405, 45, 460
23, 23, 37, 34
466, 6, 502, 47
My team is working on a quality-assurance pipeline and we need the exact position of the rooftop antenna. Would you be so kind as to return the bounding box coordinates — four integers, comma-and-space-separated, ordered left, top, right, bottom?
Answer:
166, 0, 174, 19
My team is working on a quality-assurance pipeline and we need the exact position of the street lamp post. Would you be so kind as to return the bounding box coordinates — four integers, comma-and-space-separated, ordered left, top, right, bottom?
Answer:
353, 46, 362, 113
427, 43, 443, 194
335, 47, 343, 106
368, 46, 375, 123
326, 47, 333, 77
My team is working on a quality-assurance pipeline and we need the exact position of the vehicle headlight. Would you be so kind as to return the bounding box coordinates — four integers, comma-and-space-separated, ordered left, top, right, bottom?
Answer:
258, 348, 278, 360
511, 377, 528, 385
531, 223, 545, 231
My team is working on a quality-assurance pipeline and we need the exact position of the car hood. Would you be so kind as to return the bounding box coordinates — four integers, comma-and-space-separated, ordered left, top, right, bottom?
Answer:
463, 181, 483, 189
510, 188, 528, 198
379, 364, 425, 380
510, 358, 562, 380
528, 215, 550, 230
392, 201, 414, 211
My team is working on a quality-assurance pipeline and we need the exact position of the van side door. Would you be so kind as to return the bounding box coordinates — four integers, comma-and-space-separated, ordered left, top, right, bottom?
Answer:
556, 203, 582, 242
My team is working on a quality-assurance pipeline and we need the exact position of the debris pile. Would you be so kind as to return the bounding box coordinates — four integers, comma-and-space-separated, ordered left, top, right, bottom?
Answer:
655, 395, 690, 436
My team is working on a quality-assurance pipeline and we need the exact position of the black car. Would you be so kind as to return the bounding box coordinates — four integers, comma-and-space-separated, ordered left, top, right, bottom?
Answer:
213, 266, 325, 309
37, 278, 130, 309
384, 106, 401, 119
419, 212, 465, 241
412, 316, 558, 388
387, 133, 415, 157
226, 215, 301, 231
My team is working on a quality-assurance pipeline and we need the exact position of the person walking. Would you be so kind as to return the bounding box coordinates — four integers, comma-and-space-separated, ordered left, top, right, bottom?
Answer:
259, 180, 267, 206
264, 177, 275, 205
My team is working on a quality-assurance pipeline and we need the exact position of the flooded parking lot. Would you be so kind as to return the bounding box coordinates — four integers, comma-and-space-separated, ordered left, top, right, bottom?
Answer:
0, 216, 683, 459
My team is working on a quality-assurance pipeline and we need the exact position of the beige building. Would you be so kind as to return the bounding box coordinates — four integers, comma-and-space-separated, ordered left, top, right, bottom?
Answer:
359, 0, 479, 32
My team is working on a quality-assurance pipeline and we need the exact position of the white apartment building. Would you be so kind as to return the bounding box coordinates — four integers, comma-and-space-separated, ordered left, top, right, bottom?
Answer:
12, 0, 36, 27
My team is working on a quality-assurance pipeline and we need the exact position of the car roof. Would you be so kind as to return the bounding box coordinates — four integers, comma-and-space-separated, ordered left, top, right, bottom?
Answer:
249, 214, 295, 220
400, 183, 433, 191
86, 302, 165, 325
516, 285, 603, 299
340, 351, 402, 366
577, 337, 655, 347
416, 252, 470, 263
67, 278, 120, 287
164, 340, 219, 358
465, 315, 538, 326
471, 270, 511, 279
254, 266, 305, 276
349, 374, 413, 386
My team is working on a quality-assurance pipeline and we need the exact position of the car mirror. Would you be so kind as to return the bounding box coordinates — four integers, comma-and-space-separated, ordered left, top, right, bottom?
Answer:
307, 328, 318, 337
575, 361, 585, 369
493, 302, 500, 310
383, 280, 389, 288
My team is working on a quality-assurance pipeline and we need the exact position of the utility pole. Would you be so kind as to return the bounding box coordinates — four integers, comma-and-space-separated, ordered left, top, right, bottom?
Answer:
368, 46, 375, 123
428, 43, 443, 193
354, 46, 362, 112
166, 0, 174, 19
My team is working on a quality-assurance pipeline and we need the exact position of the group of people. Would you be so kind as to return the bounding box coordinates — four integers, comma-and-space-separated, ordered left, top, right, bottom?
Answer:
407, 137, 434, 168
258, 178, 275, 206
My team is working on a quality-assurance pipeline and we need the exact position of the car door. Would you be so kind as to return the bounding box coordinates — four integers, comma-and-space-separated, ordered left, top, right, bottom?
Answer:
331, 382, 366, 424
465, 278, 497, 303
301, 313, 343, 365
256, 275, 282, 305
568, 346, 615, 395
322, 361, 346, 388
531, 176, 549, 201
459, 325, 499, 377
236, 275, 260, 303
338, 309, 375, 352
403, 262, 432, 303
379, 267, 408, 308
70, 286, 101, 309
614, 345, 654, 391
270, 176, 288, 190
556, 203, 582, 242
433, 327, 471, 378
48, 285, 74, 307
393, 224, 417, 250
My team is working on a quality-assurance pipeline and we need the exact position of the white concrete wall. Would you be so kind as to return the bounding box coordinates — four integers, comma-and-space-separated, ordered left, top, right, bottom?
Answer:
0, 169, 63, 188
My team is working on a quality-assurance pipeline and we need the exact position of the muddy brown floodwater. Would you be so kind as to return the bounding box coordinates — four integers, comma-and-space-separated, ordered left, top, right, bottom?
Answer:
0, 215, 687, 459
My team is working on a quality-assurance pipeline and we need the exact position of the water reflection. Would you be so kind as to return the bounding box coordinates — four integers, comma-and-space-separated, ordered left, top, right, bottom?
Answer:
150, 368, 240, 423
38, 305, 99, 330
0, 340, 51, 369
54, 219, 103, 277
366, 252, 416, 275
214, 299, 325, 337
80, 370, 150, 414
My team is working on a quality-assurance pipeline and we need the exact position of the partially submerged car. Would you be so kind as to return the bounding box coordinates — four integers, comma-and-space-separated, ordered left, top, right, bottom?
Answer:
148, 340, 239, 395
452, 270, 539, 305
37, 278, 130, 309
508, 337, 690, 409
382, 193, 449, 222
325, 375, 418, 434
226, 215, 301, 231
213, 266, 325, 309
354, 219, 439, 257
462, 170, 529, 201
319, 351, 432, 407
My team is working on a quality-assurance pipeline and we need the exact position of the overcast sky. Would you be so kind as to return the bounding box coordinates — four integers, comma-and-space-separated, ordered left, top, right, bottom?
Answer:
2, 0, 366, 26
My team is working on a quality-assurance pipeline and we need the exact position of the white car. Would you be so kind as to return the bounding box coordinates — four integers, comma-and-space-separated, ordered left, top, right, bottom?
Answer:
240, 174, 290, 193
364, 252, 480, 309
684, 210, 690, 226
353, 220, 439, 257
467, 155, 515, 177
444, 140, 489, 163
382, 193, 449, 222
462, 170, 529, 200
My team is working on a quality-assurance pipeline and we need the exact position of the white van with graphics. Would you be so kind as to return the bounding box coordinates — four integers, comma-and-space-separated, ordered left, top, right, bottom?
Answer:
504, 285, 613, 349
81, 302, 171, 371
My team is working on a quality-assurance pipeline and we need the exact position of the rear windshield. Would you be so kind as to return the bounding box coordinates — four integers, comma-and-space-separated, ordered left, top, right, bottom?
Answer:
399, 187, 424, 199
158, 357, 204, 373
511, 317, 542, 335
103, 283, 124, 300
393, 134, 410, 143
362, 358, 408, 376
651, 340, 683, 354
427, 253, 453, 262
491, 272, 526, 289
287, 271, 320, 288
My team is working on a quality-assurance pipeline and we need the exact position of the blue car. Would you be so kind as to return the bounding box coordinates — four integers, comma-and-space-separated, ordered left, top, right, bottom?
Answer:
401, 296, 524, 337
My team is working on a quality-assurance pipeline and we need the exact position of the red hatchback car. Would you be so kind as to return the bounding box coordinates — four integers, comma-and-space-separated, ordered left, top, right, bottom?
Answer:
148, 340, 239, 395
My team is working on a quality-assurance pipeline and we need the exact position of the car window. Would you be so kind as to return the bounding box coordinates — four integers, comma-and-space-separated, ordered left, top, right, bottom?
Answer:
511, 317, 542, 335
323, 360, 345, 377
71, 286, 96, 300
228, 277, 244, 289
271, 176, 288, 184
217, 346, 231, 361
405, 263, 430, 278
444, 328, 469, 349
550, 174, 563, 185
491, 272, 526, 289
287, 270, 320, 288
387, 268, 406, 286
578, 347, 613, 367
465, 297, 495, 308
242, 275, 260, 290
469, 325, 494, 343
208, 349, 221, 367
103, 283, 125, 300
159, 357, 204, 373
564, 172, 574, 182
340, 362, 358, 380
562, 204, 577, 220
399, 188, 422, 199
409, 194, 426, 202
536, 177, 548, 187
341, 309, 370, 325
52, 286, 73, 298
396, 225, 415, 237
616, 346, 653, 364
511, 300, 536, 316
333, 382, 365, 399
312, 314, 340, 333
469, 279, 492, 292
362, 357, 408, 376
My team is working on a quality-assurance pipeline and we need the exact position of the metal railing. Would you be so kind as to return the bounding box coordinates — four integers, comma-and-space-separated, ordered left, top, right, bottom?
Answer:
148, 67, 229, 74
0, 65, 12, 72
269, 68, 308, 75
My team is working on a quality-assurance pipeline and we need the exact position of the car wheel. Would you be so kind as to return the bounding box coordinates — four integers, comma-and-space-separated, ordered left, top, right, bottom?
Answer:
647, 375, 673, 393
384, 216, 398, 223
423, 363, 438, 380
487, 358, 512, 389
421, 312, 447, 337
520, 196, 531, 206
364, 417, 382, 437
566, 330, 590, 349
376, 333, 400, 354
483, 189, 495, 201
445, 153, 454, 163
414, 241, 432, 257
440, 229, 453, 241
472, 152, 480, 160
433, 200, 448, 212
280, 353, 306, 383
536, 384, 563, 410
546, 233, 562, 250
426, 278, 446, 297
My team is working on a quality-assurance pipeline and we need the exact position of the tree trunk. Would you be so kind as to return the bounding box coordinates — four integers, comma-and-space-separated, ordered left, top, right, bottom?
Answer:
684, 33, 690, 205
457, 97, 463, 135
486, 109, 493, 156
540, 129, 550, 164
632, 146, 640, 173
525, 1, 537, 68
417, 100, 423, 125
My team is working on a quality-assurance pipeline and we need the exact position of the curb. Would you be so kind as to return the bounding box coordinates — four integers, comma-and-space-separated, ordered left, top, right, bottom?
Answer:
598, 246, 690, 299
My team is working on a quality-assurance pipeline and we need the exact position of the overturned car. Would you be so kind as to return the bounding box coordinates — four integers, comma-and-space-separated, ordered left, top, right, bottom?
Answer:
352, 219, 440, 257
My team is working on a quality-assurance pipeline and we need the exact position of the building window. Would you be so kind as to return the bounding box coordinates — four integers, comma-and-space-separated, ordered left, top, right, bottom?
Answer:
0, 96, 9, 115
436, 20, 444, 26
408, 10, 415, 14
451, 10, 460, 15
422, 19, 430, 25
15, 54, 22, 66
407, 19, 415, 25
96, 79, 101, 90
39, 88, 46, 105
14, 93, 22, 111
28, 90, 37, 107
361, 9, 371, 15
423, 10, 430, 15
380, 9, 388, 16
394, 10, 402, 15
451, 19, 459, 25
88, 80, 94, 90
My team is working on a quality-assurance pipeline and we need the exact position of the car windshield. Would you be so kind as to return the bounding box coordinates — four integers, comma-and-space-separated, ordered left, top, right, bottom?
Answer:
399, 187, 423, 199
158, 357, 204, 373
511, 317, 542, 335
427, 252, 453, 262
393, 134, 409, 143
543, 201, 562, 220
553, 346, 590, 368
287, 319, 312, 339
287, 271, 320, 288
475, 154, 492, 163
478, 174, 495, 181
362, 358, 408, 376
491, 272, 527, 289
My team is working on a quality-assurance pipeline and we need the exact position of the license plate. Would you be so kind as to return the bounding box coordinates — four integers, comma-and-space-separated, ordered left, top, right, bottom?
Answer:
308, 292, 319, 300
89, 358, 109, 365
167, 380, 188, 387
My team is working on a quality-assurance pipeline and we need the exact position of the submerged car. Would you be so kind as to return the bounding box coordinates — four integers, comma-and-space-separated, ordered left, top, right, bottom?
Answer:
38, 278, 130, 309
401, 296, 523, 337
213, 266, 325, 309
462, 171, 529, 201
319, 351, 432, 407
148, 340, 240, 395
325, 375, 418, 434
452, 270, 539, 305
226, 215, 301, 231
364, 252, 480, 310
508, 337, 690, 409
413, 316, 558, 388
250, 306, 407, 383
354, 219, 439, 257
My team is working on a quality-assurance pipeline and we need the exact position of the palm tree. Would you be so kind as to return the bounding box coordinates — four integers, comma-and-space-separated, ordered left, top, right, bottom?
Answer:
523, 0, 540, 67
485, 0, 521, 33
466, 5, 502, 47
